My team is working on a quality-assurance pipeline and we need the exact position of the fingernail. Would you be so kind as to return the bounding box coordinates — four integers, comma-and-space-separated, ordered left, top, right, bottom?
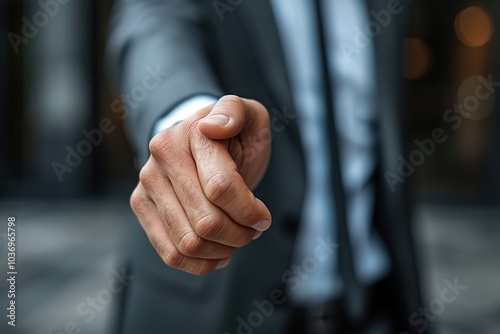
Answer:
253, 231, 263, 240
216, 258, 231, 270
253, 219, 271, 231
202, 114, 230, 126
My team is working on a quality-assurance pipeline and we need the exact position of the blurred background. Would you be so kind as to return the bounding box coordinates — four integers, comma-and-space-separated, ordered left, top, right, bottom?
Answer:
0, 0, 499, 333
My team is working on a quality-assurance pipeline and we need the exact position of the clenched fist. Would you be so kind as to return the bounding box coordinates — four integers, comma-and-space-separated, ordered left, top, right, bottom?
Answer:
130, 95, 272, 275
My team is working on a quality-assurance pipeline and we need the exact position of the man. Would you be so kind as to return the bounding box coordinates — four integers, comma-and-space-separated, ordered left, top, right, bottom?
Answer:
107, 0, 427, 333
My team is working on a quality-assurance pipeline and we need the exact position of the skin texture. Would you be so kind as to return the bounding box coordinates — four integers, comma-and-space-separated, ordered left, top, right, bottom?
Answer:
130, 95, 273, 275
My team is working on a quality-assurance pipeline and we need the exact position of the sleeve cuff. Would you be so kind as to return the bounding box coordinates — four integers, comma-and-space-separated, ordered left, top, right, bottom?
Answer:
153, 95, 219, 135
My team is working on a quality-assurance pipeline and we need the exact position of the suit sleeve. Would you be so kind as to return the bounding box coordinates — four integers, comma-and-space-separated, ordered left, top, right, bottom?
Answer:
106, 0, 223, 167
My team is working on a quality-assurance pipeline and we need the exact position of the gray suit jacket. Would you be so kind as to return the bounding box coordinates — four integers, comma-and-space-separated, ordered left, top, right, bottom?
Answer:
107, 0, 424, 333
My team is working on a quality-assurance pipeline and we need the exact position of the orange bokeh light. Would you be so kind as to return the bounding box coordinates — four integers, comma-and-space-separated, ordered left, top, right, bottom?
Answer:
403, 38, 432, 80
455, 6, 493, 47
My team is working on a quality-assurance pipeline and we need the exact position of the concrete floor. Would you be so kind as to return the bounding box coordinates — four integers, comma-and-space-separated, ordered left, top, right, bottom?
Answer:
0, 200, 133, 334
0, 200, 498, 334
414, 205, 500, 334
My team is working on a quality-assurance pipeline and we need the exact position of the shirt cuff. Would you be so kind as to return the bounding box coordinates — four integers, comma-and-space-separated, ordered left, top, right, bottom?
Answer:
153, 95, 219, 135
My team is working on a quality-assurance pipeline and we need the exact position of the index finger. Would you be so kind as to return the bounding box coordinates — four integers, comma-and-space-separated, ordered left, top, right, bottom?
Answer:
191, 133, 271, 231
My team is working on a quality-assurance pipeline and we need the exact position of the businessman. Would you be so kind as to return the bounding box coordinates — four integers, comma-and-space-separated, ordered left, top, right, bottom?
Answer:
107, 0, 428, 333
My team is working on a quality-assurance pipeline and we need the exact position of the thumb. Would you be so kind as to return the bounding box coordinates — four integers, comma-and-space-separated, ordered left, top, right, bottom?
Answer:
197, 95, 246, 140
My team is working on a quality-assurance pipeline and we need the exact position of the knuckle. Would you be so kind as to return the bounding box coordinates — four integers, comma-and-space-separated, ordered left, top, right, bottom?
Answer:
149, 132, 177, 161
205, 173, 233, 203
194, 214, 224, 240
148, 233, 186, 271
130, 190, 148, 215
215, 95, 245, 117
162, 249, 185, 269
178, 232, 205, 257
138, 164, 156, 188
233, 230, 255, 247
149, 134, 165, 158
220, 94, 244, 108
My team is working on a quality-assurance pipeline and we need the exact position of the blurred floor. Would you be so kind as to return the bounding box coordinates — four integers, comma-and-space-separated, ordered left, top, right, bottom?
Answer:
414, 205, 500, 334
0, 200, 134, 334
0, 200, 499, 334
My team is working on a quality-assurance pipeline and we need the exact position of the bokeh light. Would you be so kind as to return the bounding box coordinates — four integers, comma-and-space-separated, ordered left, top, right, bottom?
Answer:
403, 38, 433, 80
455, 6, 493, 47
457, 75, 495, 121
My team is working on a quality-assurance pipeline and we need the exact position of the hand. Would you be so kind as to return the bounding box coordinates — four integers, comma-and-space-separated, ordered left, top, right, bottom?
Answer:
130, 95, 272, 275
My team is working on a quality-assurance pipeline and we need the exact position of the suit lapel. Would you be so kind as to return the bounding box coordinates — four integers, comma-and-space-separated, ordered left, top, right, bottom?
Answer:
234, 0, 302, 150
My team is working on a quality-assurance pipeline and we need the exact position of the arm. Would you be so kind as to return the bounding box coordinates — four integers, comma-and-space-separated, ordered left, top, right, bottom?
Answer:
106, 0, 272, 275
106, 0, 223, 166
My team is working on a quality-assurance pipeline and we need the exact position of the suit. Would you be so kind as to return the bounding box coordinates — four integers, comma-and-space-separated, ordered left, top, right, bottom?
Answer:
107, 0, 425, 333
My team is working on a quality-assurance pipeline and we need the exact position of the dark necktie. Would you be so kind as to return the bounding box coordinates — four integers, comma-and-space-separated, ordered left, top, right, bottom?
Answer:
311, 0, 367, 324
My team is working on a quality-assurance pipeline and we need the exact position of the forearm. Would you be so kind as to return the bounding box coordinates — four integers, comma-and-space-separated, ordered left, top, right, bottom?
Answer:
106, 0, 223, 167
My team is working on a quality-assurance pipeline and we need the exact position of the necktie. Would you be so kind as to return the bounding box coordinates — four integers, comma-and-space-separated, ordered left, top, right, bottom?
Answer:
311, 0, 367, 324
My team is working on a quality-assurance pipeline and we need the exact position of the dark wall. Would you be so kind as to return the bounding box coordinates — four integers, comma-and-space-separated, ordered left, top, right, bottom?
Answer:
1, 0, 136, 199
405, 1, 500, 204
1, 0, 498, 203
